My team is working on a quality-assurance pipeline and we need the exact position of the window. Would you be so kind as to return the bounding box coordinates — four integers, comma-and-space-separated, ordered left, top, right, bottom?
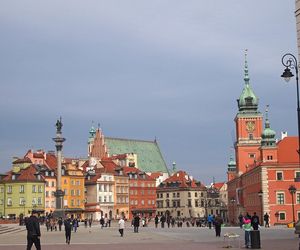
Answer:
71, 190, 74, 196
38, 185, 42, 193
7, 198, 12, 206
71, 200, 74, 206
296, 172, 300, 179
37, 197, 42, 205
177, 192, 180, 198
188, 192, 191, 198
76, 190, 80, 196
99, 196, 102, 202
276, 172, 283, 181
19, 198, 25, 205
0, 199, 3, 205
279, 212, 286, 220
141, 200, 144, 205
7, 186, 12, 193
277, 193, 285, 204
195, 200, 199, 207
32, 185, 36, 193
76, 180, 80, 186
32, 198, 37, 205
20, 185, 24, 193
77, 200, 80, 206
297, 193, 300, 204
46, 191, 49, 197
249, 153, 255, 158
64, 179, 67, 184
64, 189, 68, 195
166, 193, 169, 198
188, 200, 192, 207
51, 181, 55, 187
46, 181, 49, 187
12, 175, 16, 180
45, 201, 49, 208
267, 155, 273, 160
249, 134, 254, 140
71, 180, 75, 185
0, 187, 4, 193
195, 192, 198, 197
160, 193, 163, 198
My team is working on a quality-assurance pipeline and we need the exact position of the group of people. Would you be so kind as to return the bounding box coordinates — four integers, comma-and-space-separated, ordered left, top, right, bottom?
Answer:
238, 212, 264, 249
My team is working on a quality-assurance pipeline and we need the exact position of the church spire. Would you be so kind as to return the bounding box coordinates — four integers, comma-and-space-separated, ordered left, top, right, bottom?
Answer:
244, 49, 250, 84
261, 105, 276, 147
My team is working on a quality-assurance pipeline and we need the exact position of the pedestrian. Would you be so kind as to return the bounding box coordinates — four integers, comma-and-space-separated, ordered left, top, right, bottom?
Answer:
167, 216, 171, 228
100, 217, 104, 229
243, 217, 253, 249
133, 214, 140, 233
58, 217, 63, 231
64, 216, 72, 245
251, 212, 260, 230
84, 218, 88, 228
154, 215, 159, 228
207, 214, 213, 229
73, 218, 78, 232
160, 214, 166, 228
88, 218, 92, 227
118, 217, 125, 237
214, 214, 223, 237
238, 213, 244, 229
264, 213, 270, 228
25, 210, 41, 250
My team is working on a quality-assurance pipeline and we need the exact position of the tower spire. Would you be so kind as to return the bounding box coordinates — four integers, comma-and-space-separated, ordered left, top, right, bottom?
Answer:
244, 49, 250, 84
265, 105, 270, 129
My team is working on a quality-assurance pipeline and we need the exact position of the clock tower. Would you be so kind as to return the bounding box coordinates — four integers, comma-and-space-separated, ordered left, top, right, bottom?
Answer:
234, 50, 263, 175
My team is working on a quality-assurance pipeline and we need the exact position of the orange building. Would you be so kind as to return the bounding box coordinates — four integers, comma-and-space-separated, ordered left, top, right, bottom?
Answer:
227, 53, 300, 225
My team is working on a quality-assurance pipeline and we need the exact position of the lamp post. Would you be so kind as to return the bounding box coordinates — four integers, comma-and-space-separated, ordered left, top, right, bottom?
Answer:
289, 185, 296, 226
258, 190, 263, 226
230, 197, 236, 225
281, 53, 300, 181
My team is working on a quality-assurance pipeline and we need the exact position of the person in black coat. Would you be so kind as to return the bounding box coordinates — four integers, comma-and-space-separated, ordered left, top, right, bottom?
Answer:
251, 212, 260, 230
25, 210, 41, 250
64, 216, 72, 245
133, 214, 140, 233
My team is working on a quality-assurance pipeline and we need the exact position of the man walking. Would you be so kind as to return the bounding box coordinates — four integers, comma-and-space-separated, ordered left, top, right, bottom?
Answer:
214, 214, 223, 237
251, 212, 260, 230
64, 216, 72, 245
118, 217, 125, 237
133, 214, 140, 233
264, 213, 270, 227
25, 210, 41, 250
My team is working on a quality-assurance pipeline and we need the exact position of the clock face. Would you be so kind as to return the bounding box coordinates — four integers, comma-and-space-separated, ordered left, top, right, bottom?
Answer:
246, 121, 255, 132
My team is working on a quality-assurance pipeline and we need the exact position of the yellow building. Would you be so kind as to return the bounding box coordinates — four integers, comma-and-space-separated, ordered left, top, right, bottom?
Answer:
62, 161, 85, 218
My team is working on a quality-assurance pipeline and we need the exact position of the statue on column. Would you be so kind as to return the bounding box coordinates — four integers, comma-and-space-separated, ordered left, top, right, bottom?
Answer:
55, 117, 63, 134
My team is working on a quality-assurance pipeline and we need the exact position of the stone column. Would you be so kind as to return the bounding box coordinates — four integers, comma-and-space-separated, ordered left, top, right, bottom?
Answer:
52, 117, 66, 218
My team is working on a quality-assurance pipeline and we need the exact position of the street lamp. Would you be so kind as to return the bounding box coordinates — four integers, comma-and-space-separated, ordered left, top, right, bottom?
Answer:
258, 190, 263, 226
281, 53, 300, 182
230, 197, 236, 225
289, 185, 297, 226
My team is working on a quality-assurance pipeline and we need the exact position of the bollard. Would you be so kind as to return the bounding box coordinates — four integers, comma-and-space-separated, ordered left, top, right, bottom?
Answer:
250, 230, 261, 249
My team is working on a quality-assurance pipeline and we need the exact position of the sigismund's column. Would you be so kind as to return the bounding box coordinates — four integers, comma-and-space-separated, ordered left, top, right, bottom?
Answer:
53, 117, 66, 218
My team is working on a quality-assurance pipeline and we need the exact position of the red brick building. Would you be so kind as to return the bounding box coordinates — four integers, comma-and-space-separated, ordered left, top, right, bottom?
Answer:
227, 54, 300, 225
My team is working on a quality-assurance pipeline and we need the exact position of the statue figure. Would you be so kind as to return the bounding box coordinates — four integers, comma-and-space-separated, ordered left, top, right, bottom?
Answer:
55, 117, 63, 133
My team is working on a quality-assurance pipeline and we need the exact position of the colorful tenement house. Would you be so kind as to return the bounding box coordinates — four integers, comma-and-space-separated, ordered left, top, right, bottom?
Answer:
61, 161, 85, 218
122, 166, 156, 219
227, 52, 300, 225
0, 158, 45, 219
156, 170, 206, 218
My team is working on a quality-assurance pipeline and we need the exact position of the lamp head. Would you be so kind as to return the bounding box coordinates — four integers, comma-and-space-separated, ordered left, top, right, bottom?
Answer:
288, 185, 297, 194
281, 67, 294, 82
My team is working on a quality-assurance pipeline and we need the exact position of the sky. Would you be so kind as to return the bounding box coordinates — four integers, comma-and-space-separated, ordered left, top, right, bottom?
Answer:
0, 1, 298, 184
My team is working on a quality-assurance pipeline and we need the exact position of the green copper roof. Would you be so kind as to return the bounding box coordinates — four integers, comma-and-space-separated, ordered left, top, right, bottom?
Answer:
238, 50, 258, 112
261, 106, 276, 146
105, 137, 169, 174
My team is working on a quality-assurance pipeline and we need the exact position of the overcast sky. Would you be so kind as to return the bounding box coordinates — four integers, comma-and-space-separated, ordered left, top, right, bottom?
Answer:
0, 1, 297, 184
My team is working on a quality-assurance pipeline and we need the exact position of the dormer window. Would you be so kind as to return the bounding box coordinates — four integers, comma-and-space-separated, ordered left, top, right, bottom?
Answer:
62, 169, 65, 175
88, 176, 91, 180
51, 172, 54, 177
37, 175, 41, 180
12, 175, 16, 180
45, 171, 49, 176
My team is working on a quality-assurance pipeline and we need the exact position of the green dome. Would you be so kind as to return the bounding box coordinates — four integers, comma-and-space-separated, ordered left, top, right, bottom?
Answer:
237, 50, 258, 112
261, 106, 276, 147
89, 125, 96, 139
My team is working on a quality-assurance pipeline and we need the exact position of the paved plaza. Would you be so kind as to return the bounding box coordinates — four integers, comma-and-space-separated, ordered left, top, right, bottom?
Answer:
0, 222, 298, 250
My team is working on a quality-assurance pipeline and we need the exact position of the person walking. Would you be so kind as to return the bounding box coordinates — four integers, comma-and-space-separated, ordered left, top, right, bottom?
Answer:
154, 215, 159, 228
238, 213, 244, 229
58, 217, 63, 231
118, 217, 125, 237
88, 218, 92, 228
264, 213, 270, 228
207, 214, 213, 229
243, 217, 253, 249
25, 210, 41, 250
214, 214, 223, 237
73, 218, 78, 232
64, 216, 72, 245
100, 217, 105, 229
160, 214, 166, 228
133, 214, 140, 233
251, 212, 260, 230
